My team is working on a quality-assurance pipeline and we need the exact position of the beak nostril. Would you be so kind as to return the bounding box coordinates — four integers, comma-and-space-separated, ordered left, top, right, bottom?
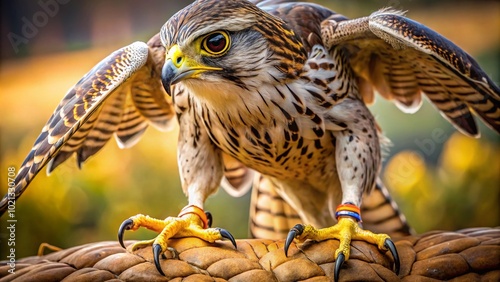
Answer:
176, 57, 182, 64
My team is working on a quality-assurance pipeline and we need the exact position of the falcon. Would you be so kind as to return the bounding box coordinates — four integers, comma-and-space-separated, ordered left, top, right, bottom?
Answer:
1, 0, 499, 280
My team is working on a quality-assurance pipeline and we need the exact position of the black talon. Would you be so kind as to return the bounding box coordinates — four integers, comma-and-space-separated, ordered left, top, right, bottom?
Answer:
216, 228, 237, 249
205, 211, 213, 228
118, 218, 134, 249
285, 224, 304, 257
153, 244, 166, 276
334, 252, 345, 282
384, 238, 400, 275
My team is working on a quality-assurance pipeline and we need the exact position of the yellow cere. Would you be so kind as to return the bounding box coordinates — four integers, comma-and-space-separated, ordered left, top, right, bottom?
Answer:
166, 44, 223, 79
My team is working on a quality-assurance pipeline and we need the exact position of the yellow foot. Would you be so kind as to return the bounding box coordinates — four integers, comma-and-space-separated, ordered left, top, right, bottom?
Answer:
285, 217, 399, 282
117, 205, 236, 276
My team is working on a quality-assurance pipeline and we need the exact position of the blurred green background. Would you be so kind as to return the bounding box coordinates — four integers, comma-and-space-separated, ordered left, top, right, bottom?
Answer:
0, 0, 498, 259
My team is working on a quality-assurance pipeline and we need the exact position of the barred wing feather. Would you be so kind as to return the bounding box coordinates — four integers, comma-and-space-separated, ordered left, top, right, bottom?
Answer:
322, 9, 500, 137
0, 36, 174, 215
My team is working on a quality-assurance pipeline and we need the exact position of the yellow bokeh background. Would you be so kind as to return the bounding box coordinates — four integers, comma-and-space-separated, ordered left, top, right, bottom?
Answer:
384, 133, 500, 232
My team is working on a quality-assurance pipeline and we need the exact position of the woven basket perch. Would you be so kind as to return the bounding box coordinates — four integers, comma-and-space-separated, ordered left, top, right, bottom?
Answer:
1, 227, 499, 281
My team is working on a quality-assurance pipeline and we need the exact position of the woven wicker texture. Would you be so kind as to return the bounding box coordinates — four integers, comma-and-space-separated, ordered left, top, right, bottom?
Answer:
1, 227, 499, 281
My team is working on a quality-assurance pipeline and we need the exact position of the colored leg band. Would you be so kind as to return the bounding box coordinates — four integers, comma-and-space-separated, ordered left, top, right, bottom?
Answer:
335, 203, 362, 222
178, 205, 209, 229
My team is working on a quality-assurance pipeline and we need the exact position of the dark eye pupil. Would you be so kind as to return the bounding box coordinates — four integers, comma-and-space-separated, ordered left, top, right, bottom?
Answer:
206, 33, 226, 53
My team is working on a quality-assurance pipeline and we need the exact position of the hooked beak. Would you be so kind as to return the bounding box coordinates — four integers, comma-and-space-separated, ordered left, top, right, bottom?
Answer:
161, 44, 222, 95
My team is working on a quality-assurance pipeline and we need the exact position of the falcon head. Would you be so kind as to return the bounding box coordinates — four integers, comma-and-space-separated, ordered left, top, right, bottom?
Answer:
159, 0, 306, 99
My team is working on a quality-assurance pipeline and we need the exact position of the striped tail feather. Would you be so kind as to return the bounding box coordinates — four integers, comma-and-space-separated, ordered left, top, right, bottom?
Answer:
249, 174, 412, 239
361, 178, 414, 237
249, 174, 301, 239
220, 154, 254, 197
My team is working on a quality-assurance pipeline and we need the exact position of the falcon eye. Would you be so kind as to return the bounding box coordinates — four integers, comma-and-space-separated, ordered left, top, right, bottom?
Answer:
202, 31, 230, 56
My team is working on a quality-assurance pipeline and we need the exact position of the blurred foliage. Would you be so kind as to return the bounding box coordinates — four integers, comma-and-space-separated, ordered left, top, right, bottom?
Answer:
384, 133, 500, 233
0, 0, 499, 260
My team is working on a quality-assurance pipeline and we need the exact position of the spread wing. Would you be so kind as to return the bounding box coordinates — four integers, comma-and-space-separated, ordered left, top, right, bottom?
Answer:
321, 9, 500, 136
0, 34, 174, 215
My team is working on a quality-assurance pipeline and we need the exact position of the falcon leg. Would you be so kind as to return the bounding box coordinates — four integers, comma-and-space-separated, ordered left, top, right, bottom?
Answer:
285, 98, 400, 281
285, 205, 399, 281
118, 205, 236, 275
116, 84, 236, 275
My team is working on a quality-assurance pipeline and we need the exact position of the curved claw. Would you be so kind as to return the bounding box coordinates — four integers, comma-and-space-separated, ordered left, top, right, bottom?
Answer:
334, 252, 345, 282
216, 228, 237, 249
205, 211, 213, 228
285, 224, 304, 257
384, 238, 400, 275
153, 244, 166, 276
118, 218, 134, 249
